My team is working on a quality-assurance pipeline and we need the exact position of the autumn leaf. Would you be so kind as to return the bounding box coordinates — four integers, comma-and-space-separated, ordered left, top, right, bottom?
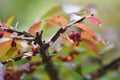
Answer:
0, 40, 12, 54
28, 21, 41, 36
0, 40, 28, 61
46, 16, 68, 27
3, 31, 11, 38
6, 14, 16, 28
87, 16, 101, 26
1, 47, 18, 61
82, 38, 98, 52
73, 23, 102, 43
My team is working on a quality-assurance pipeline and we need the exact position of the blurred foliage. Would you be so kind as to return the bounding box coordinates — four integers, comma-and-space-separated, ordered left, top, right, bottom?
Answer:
0, 0, 120, 80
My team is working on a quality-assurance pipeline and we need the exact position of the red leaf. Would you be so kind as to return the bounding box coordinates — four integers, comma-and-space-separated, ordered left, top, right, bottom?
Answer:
28, 21, 41, 36
46, 16, 68, 27
87, 16, 101, 26
82, 39, 98, 52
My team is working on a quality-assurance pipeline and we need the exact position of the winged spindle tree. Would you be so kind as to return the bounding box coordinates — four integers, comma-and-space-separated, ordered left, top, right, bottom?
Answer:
0, 4, 119, 80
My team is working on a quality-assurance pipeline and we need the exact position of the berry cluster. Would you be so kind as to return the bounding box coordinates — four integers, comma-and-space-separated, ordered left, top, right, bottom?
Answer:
58, 50, 79, 62
4, 63, 36, 80
68, 31, 81, 46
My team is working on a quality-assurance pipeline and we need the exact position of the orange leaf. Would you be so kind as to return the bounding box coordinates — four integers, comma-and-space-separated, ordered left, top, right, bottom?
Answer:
0, 40, 12, 54
82, 39, 98, 52
0, 40, 23, 61
6, 14, 16, 28
0, 40, 22, 54
28, 21, 41, 36
3, 31, 11, 38
74, 23, 101, 43
46, 16, 68, 27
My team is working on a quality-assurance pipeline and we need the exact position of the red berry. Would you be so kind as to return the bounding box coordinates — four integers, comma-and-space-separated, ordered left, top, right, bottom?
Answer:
31, 46, 39, 52
92, 72, 99, 79
29, 66, 36, 73
68, 31, 81, 46
75, 32, 81, 41
26, 56, 32, 61
68, 31, 75, 39
58, 56, 67, 61
11, 74, 20, 80
17, 50, 21, 54
67, 56, 73, 62
0, 29, 4, 38
4, 71, 10, 78
70, 50, 79, 56
11, 39, 16, 47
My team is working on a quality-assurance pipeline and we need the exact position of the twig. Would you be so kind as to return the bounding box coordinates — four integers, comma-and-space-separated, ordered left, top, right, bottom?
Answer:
84, 57, 120, 80
12, 36, 34, 41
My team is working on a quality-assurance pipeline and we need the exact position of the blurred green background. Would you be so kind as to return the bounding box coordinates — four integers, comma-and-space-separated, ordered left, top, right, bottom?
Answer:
0, 0, 120, 80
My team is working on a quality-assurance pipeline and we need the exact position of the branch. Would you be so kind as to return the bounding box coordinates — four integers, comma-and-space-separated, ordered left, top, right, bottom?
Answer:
1, 16, 86, 80
84, 58, 120, 80
33, 30, 59, 80
47, 17, 86, 49
12, 36, 34, 41
2, 56, 23, 64
5, 29, 34, 37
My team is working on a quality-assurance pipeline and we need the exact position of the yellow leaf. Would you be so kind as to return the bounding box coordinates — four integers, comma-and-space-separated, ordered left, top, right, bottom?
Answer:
1, 47, 18, 61
6, 14, 16, 28
0, 40, 24, 61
